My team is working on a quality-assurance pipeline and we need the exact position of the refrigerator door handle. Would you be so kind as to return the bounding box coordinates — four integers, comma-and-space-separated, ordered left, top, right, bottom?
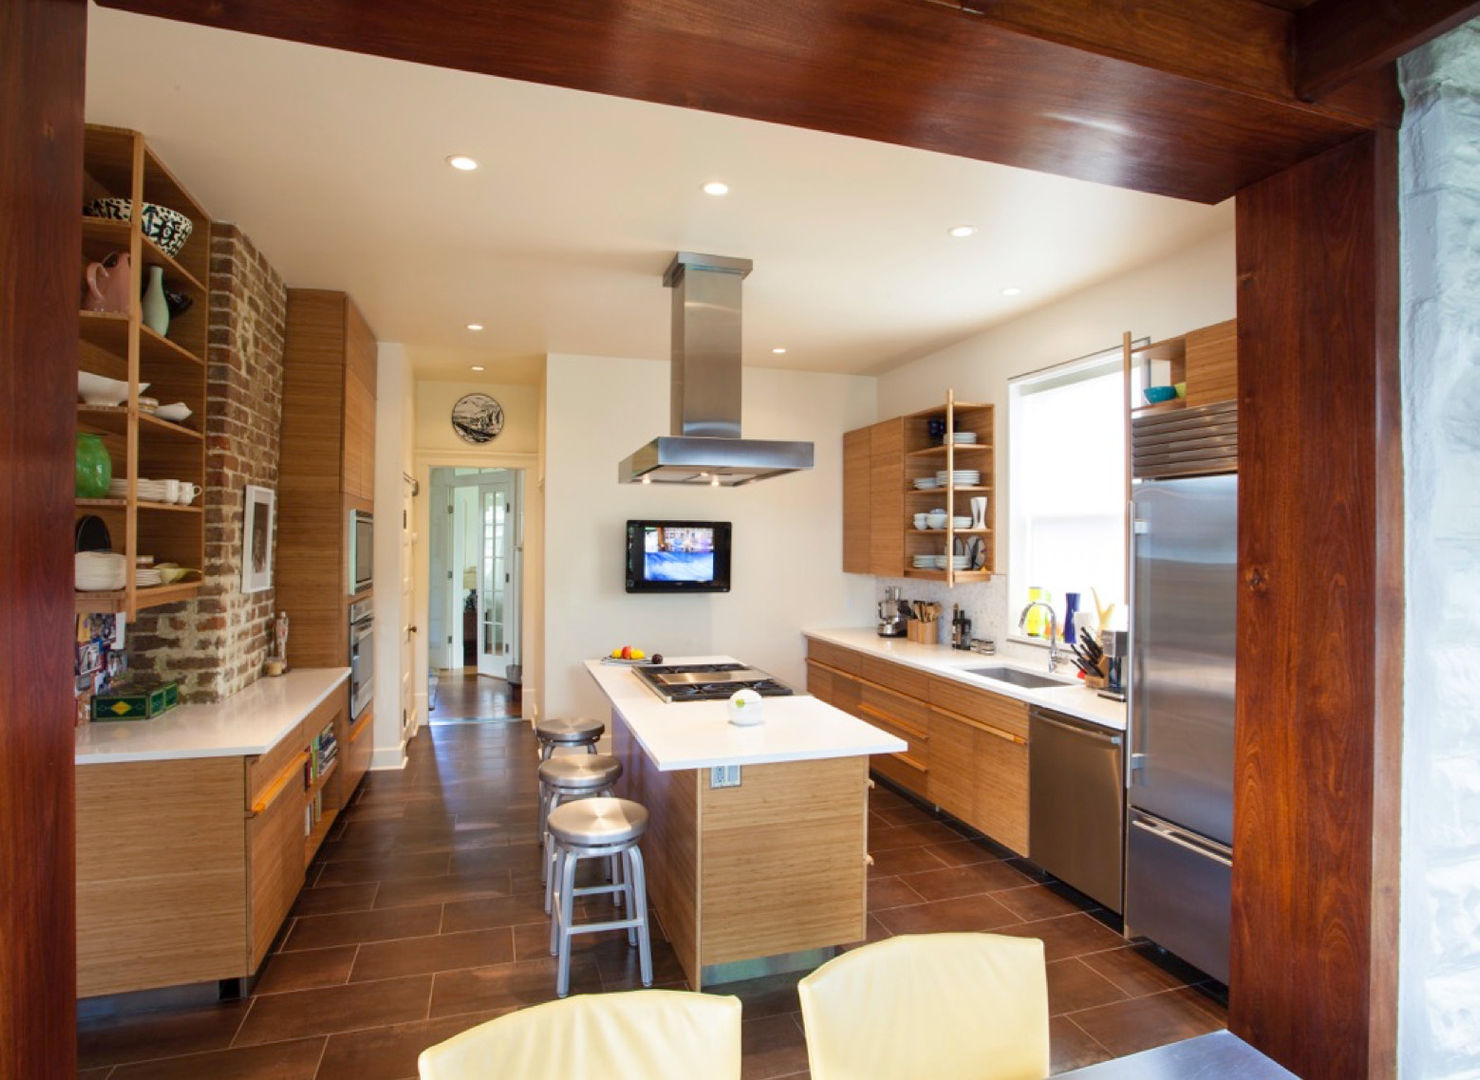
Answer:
1129, 816, 1233, 868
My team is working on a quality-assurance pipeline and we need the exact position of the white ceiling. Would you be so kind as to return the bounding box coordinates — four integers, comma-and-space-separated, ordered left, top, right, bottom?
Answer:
84, 5, 1232, 385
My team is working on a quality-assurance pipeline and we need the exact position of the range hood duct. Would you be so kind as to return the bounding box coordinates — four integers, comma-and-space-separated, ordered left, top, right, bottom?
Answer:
618, 252, 814, 486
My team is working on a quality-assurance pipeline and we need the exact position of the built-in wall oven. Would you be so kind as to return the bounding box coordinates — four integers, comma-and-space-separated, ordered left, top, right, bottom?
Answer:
349, 596, 374, 718
348, 510, 373, 594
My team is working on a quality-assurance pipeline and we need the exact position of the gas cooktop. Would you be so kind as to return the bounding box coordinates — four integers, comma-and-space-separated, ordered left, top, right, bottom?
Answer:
632, 662, 795, 703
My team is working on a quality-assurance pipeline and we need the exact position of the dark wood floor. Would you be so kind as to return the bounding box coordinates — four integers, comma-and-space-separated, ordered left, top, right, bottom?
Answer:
76, 721, 1225, 1078
428, 670, 520, 721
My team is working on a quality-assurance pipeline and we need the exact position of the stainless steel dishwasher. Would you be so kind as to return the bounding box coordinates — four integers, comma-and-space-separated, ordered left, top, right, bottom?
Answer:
1028, 706, 1125, 913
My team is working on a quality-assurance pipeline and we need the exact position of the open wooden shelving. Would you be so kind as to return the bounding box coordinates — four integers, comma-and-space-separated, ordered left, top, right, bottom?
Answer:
902, 391, 997, 586
75, 125, 212, 620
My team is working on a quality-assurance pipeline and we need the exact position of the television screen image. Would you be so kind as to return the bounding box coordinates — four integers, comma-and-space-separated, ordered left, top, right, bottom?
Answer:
644, 525, 715, 583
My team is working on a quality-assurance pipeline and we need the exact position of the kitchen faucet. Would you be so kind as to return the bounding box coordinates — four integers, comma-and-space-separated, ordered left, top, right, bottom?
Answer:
1017, 601, 1061, 672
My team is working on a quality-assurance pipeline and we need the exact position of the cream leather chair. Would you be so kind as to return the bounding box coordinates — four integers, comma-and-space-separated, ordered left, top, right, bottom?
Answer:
416, 989, 743, 1080
797, 932, 1050, 1080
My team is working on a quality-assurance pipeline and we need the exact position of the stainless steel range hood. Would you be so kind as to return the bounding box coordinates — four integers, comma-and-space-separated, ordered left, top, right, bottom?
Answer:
618, 252, 814, 486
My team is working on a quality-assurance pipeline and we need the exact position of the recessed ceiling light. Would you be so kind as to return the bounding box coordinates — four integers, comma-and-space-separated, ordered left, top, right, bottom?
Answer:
446, 155, 479, 171
771, 346, 787, 355
471, 365, 485, 372
1002, 286, 1022, 297
949, 225, 976, 238
702, 181, 730, 196
466, 323, 484, 331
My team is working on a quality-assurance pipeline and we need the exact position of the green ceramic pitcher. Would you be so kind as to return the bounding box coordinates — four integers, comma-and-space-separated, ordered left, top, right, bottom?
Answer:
76, 433, 112, 498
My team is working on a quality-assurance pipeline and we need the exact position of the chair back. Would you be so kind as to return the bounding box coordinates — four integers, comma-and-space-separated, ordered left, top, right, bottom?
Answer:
417, 989, 742, 1080
798, 932, 1049, 1080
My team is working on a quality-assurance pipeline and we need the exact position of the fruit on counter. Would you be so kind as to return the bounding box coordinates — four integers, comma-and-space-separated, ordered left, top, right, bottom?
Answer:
650, 653, 663, 664
631, 648, 646, 660
611, 647, 623, 659
610, 645, 648, 660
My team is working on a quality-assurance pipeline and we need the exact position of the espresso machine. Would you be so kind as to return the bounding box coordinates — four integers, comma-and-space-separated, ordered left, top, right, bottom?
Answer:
877, 585, 908, 638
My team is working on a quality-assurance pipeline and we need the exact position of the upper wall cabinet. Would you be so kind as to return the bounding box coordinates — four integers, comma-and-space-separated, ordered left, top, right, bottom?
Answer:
843, 392, 996, 585
278, 291, 377, 669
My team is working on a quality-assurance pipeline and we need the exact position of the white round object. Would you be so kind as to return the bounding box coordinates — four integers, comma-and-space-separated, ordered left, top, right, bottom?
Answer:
727, 688, 765, 726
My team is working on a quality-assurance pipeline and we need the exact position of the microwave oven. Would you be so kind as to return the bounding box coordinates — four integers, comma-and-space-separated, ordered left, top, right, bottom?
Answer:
348, 510, 373, 594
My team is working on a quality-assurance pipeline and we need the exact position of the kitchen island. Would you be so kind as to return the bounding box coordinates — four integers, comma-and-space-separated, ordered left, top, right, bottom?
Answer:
584, 657, 904, 989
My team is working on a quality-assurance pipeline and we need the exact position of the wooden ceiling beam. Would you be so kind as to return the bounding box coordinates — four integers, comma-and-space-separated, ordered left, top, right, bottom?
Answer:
1295, 0, 1480, 100
92, 0, 1398, 204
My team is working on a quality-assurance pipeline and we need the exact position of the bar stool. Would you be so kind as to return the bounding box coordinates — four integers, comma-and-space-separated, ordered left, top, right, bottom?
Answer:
538, 753, 623, 910
535, 716, 604, 761
547, 797, 653, 998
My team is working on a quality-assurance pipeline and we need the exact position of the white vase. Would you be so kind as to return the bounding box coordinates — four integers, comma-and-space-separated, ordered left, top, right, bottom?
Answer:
142, 265, 170, 337
970, 496, 987, 529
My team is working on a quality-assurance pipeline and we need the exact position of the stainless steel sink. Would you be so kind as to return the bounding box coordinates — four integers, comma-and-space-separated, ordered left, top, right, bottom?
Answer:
963, 666, 1070, 689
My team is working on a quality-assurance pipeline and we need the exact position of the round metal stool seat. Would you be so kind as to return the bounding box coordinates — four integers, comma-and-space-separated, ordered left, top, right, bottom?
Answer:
536, 716, 604, 745
538, 753, 621, 792
548, 797, 649, 849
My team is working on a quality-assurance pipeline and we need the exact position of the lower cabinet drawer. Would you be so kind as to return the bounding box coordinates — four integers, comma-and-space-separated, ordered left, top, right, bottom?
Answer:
806, 638, 862, 675
342, 705, 373, 800
247, 770, 307, 969
926, 708, 975, 822
972, 726, 1029, 856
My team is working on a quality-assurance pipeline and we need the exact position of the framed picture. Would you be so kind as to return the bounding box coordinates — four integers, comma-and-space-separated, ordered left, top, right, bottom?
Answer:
242, 484, 276, 594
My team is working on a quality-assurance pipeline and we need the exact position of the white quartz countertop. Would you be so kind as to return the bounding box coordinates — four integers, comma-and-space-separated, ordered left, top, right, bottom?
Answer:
583, 656, 906, 771
803, 628, 1127, 732
75, 667, 351, 764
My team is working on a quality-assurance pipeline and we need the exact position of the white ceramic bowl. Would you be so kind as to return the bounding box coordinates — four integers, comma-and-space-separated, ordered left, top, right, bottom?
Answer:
926, 512, 949, 529
78, 372, 143, 406
153, 402, 192, 423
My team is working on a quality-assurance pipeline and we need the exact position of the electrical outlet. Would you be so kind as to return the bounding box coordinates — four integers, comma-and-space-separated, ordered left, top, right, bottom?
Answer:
709, 764, 741, 789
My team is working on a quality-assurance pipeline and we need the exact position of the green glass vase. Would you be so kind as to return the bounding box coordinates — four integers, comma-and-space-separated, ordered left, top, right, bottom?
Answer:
76, 433, 112, 498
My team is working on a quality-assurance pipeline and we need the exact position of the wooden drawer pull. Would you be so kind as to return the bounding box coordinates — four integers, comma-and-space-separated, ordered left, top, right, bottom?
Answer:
859, 704, 926, 741
348, 709, 373, 743
250, 751, 308, 814
934, 705, 1026, 745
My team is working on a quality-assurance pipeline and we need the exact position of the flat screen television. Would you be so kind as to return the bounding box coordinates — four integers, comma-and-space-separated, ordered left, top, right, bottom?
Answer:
625, 520, 732, 593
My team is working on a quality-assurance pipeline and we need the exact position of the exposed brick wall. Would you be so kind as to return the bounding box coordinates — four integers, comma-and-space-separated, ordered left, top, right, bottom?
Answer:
125, 226, 286, 701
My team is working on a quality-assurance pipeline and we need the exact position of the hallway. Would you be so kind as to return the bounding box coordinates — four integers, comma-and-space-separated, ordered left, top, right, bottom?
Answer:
428, 671, 521, 722
77, 722, 1225, 1078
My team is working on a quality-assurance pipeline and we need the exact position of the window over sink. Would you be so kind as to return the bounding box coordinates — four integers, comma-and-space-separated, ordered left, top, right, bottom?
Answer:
1007, 344, 1139, 639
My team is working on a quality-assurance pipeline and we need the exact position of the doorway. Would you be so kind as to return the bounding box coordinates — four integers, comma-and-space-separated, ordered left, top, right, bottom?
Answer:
427, 466, 523, 722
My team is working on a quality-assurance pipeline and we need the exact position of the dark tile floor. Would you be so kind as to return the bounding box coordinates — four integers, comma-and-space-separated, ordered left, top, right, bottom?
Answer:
76, 720, 1226, 1078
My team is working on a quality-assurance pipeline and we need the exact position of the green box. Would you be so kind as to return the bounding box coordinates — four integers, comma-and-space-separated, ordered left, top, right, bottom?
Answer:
91, 681, 179, 722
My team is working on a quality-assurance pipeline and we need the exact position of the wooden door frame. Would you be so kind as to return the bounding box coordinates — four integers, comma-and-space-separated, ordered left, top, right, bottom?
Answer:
8, 4, 1442, 1076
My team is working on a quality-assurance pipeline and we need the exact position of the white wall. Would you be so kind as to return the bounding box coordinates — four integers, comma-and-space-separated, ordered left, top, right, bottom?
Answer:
873, 229, 1237, 656
1399, 22, 1480, 1078
372, 342, 415, 769
542, 353, 878, 719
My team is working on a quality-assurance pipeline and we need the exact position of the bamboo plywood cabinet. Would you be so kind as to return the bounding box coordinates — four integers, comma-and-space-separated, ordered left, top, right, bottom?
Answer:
75, 126, 210, 619
867, 419, 905, 577
1184, 319, 1239, 407
247, 766, 305, 969
75, 756, 246, 996
278, 290, 377, 670
842, 427, 870, 574
808, 639, 1031, 856
699, 756, 868, 966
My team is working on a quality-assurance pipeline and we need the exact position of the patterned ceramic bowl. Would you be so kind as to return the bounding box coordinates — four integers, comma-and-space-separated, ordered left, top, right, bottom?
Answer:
86, 197, 194, 257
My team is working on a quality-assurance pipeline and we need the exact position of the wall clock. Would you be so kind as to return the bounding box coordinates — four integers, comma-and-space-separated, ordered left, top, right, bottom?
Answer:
451, 393, 504, 445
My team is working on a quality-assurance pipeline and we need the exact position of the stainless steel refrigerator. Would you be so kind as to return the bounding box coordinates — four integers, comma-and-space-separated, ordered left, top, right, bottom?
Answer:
1126, 471, 1237, 985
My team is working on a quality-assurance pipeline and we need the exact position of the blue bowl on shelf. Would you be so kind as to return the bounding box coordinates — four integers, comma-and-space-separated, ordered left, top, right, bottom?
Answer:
1143, 385, 1178, 404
